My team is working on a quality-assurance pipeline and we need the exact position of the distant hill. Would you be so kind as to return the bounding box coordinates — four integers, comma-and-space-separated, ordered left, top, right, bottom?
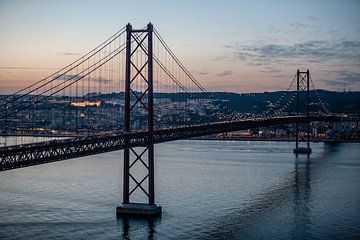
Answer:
152, 90, 360, 114
204, 90, 360, 114
1, 90, 359, 115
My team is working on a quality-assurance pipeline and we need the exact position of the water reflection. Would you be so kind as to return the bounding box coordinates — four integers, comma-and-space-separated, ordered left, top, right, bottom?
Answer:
292, 155, 312, 239
118, 217, 158, 240
121, 218, 130, 240
114, 144, 341, 240
0, 140, 357, 239
179, 146, 340, 239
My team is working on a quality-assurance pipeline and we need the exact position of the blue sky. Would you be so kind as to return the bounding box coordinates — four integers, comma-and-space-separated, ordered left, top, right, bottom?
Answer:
0, 0, 359, 93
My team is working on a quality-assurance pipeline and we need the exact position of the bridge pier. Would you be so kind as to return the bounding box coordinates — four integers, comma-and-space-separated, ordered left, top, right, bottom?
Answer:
117, 203, 162, 217
117, 23, 161, 217
293, 147, 312, 154
293, 70, 312, 155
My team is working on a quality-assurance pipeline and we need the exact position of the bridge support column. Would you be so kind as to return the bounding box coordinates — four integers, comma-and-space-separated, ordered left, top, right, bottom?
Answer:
117, 23, 161, 217
294, 69, 312, 155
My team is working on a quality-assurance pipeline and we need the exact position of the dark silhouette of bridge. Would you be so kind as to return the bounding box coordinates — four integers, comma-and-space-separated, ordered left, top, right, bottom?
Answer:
0, 23, 353, 216
0, 115, 342, 171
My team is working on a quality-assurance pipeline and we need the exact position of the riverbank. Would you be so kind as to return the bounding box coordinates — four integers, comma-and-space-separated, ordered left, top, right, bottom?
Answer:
192, 136, 360, 143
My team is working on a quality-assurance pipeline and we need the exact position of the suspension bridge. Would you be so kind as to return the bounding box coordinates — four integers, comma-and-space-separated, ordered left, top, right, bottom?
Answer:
0, 23, 352, 216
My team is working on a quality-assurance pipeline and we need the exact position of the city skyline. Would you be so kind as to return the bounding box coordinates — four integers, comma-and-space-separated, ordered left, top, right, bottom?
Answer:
0, 0, 359, 94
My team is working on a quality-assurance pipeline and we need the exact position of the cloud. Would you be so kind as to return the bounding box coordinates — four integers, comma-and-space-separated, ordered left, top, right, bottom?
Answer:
53, 74, 80, 80
307, 15, 319, 21
289, 22, 307, 28
52, 74, 112, 83
217, 70, 232, 77
0, 66, 57, 70
197, 69, 209, 75
56, 51, 80, 56
260, 68, 281, 73
213, 55, 227, 61
92, 77, 112, 83
199, 71, 208, 75
229, 40, 360, 64
248, 62, 263, 66
273, 74, 289, 78
215, 38, 360, 90
322, 70, 360, 87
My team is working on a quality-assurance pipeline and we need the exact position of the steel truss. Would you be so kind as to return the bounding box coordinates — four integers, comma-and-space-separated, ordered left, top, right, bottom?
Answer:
295, 70, 311, 153
0, 115, 342, 171
123, 23, 155, 205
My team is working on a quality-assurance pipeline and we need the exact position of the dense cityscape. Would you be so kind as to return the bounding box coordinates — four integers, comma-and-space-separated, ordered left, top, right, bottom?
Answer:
1, 1, 360, 239
1, 90, 359, 141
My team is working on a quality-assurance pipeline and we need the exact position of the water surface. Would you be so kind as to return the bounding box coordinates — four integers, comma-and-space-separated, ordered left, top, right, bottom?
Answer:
0, 139, 359, 239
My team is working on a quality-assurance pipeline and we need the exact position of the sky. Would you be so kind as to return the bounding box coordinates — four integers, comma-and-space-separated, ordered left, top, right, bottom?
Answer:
0, 0, 359, 94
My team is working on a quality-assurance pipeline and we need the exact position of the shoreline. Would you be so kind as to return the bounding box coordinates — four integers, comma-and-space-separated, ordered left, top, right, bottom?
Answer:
1, 135, 359, 144
191, 137, 360, 143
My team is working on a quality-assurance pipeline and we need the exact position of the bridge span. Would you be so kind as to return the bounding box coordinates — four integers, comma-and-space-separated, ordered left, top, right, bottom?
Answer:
1, 22, 357, 217
0, 115, 342, 172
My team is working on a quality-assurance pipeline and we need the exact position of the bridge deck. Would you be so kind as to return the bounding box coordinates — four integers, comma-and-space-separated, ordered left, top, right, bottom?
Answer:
0, 115, 345, 171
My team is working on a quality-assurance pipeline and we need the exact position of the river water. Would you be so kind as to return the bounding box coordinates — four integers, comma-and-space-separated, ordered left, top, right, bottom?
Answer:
0, 139, 359, 240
